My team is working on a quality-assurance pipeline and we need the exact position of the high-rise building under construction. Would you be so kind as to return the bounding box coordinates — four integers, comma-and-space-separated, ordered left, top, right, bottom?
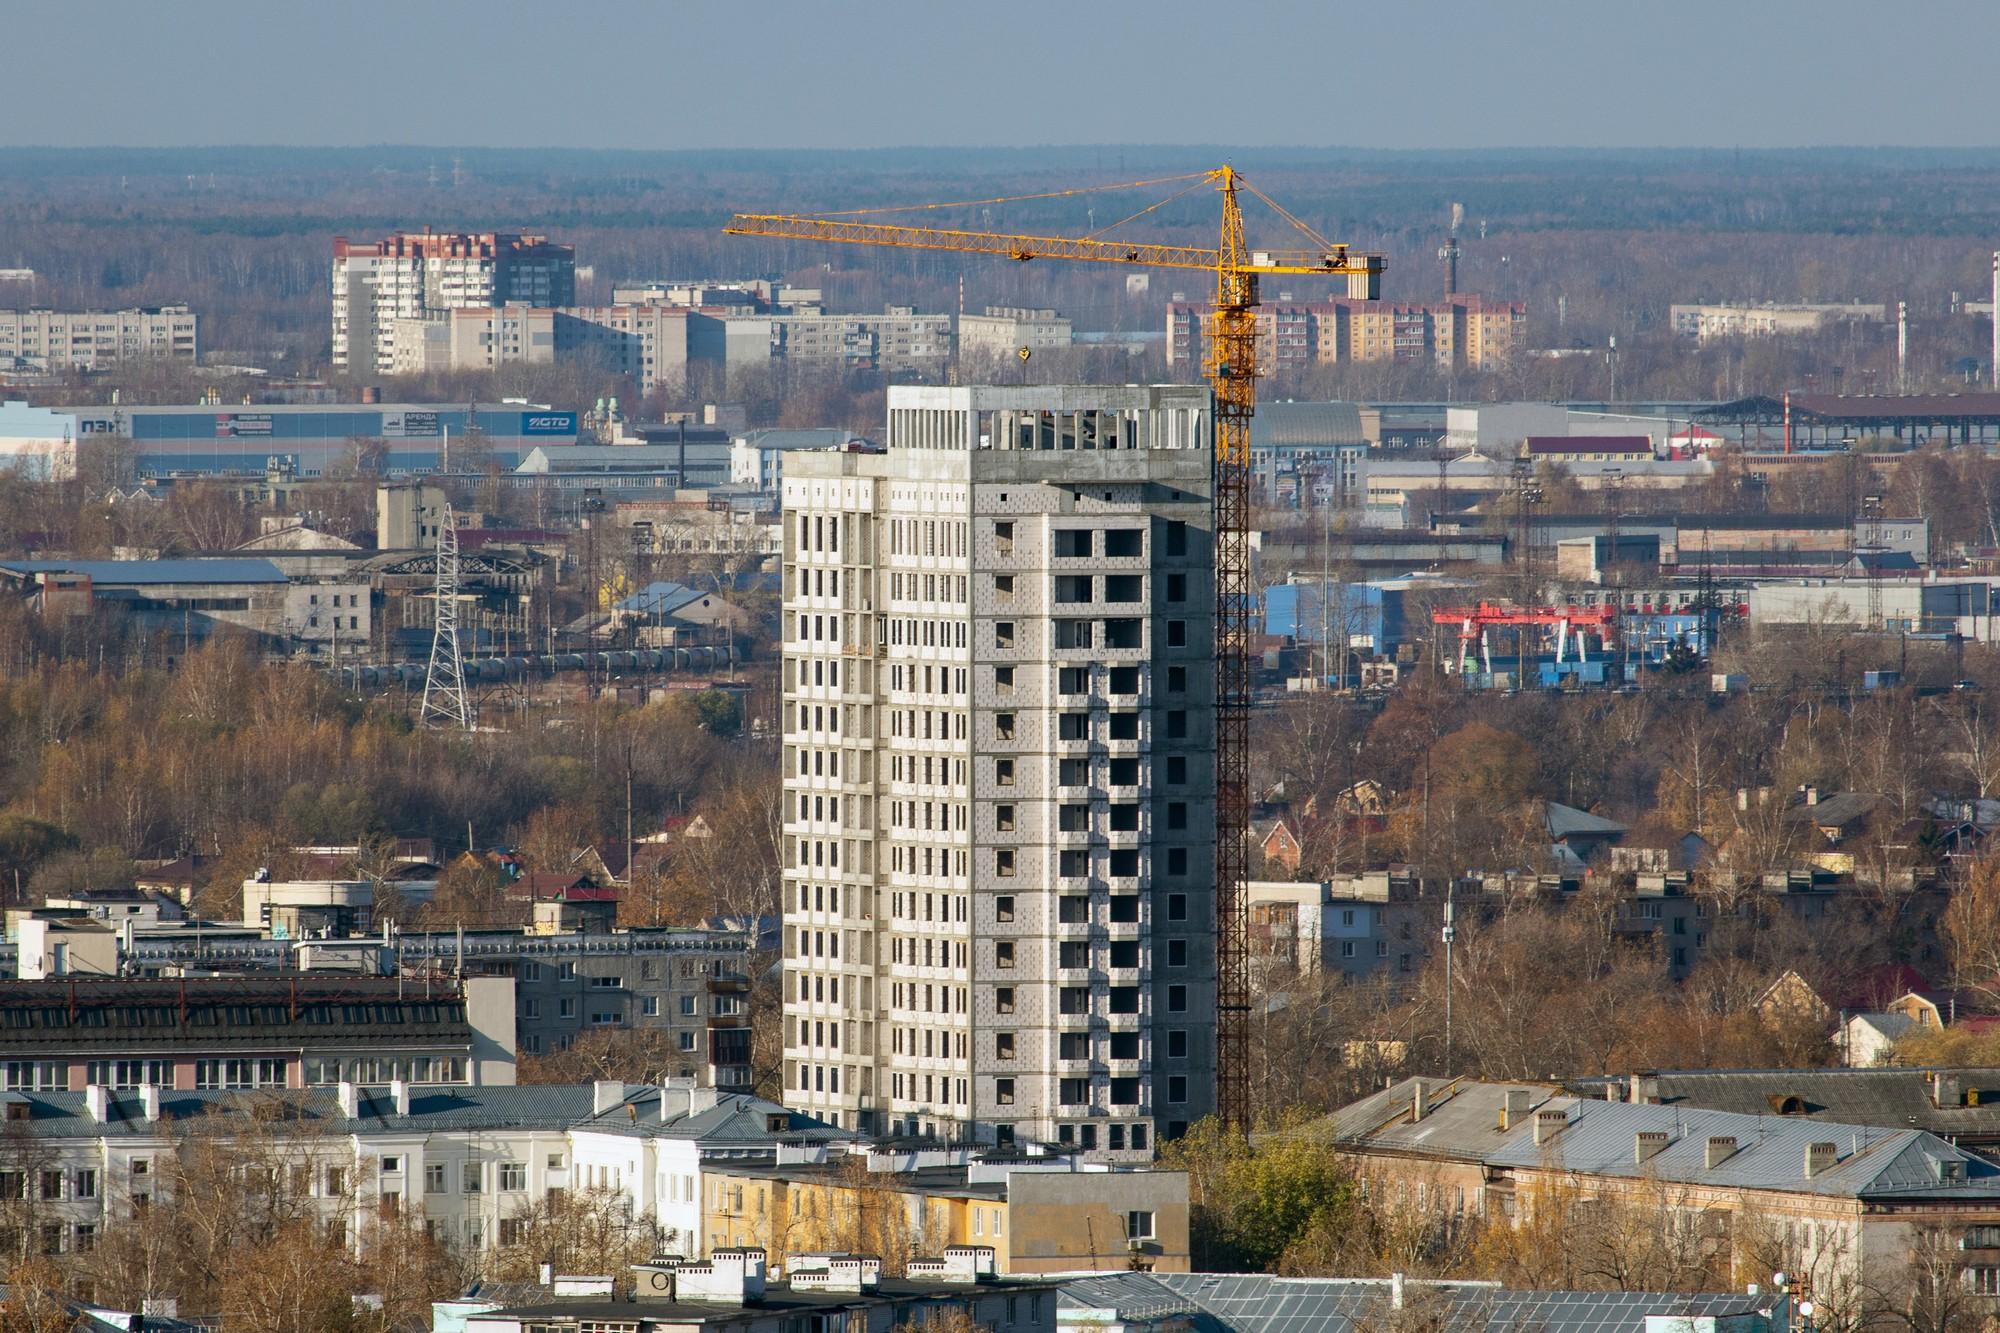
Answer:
780, 383, 1217, 1159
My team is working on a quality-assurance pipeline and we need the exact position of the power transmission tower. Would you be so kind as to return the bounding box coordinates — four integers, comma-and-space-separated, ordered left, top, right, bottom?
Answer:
420, 502, 471, 730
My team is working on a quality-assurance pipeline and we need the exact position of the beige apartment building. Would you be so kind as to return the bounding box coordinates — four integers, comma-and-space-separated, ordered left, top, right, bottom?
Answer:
959, 308, 1074, 362
332, 231, 574, 374
391, 304, 692, 393
1169, 296, 1525, 372
0, 306, 199, 370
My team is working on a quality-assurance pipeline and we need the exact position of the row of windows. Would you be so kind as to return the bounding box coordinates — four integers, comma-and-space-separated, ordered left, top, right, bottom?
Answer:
889, 1070, 964, 1105
889, 1026, 967, 1059
889, 980, 967, 1015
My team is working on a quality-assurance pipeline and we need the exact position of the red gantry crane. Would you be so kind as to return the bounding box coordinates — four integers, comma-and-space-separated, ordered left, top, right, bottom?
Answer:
726, 169, 1385, 1130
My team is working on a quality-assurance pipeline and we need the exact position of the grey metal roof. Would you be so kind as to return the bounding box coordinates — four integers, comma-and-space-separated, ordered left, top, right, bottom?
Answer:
1058, 1272, 1779, 1333
1569, 1067, 2000, 1142
1248, 402, 1366, 450
737, 428, 858, 451
571, 1086, 858, 1145
0, 558, 287, 585
1321, 1078, 2000, 1200
3, 1084, 600, 1138
1546, 802, 1628, 839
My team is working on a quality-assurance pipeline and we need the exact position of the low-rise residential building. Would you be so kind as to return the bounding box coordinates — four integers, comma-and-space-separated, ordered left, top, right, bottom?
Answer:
459, 1248, 1059, 1333
1315, 1077, 2000, 1308
0, 976, 515, 1092
1169, 296, 1525, 371
1567, 1068, 2000, 1159
729, 429, 856, 491
698, 1148, 1191, 1274
0, 306, 199, 372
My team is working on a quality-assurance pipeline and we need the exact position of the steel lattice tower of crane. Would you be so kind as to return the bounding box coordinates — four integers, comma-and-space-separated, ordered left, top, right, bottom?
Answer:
725, 167, 1383, 1129
420, 501, 472, 730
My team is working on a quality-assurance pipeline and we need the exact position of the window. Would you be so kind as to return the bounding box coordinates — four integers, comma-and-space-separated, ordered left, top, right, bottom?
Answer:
1168, 1076, 1188, 1103
1060, 941, 1089, 969
1168, 939, 1188, 967
498, 1162, 526, 1192
641, 996, 659, 1017
462, 1162, 482, 1194
994, 621, 1015, 649
1111, 1077, 1140, 1106
995, 849, 1016, 877
995, 896, 1015, 922
994, 988, 1015, 1014
1059, 987, 1090, 1015
996, 1033, 1015, 1059
1060, 1032, 1090, 1060
1168, 1029, 1189, 1059
499, 1218, 528, 1247
73, 1169, 96, 1200
1059, 1078, 1091, 1106
1127, 1210, 1156, 1240
425, 1163, 448, 1194
679, 1031, 698, 1052
379, 1156, 402, 1175
995, 803, 1016, 831
995, 1078, 1015, 1105
995, 942, 1015, 969
995, 759, 1015, 786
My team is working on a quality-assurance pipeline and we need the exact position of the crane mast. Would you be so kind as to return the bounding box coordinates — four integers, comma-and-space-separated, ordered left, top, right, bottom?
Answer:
726, 167, 1383, 1132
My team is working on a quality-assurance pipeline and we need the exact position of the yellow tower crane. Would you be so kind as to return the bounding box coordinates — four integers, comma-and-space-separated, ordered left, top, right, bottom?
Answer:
726, 167, 1385, 1131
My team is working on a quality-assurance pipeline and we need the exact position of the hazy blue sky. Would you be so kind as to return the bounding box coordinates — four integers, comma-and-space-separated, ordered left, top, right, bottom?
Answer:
9, 0, 1995, 150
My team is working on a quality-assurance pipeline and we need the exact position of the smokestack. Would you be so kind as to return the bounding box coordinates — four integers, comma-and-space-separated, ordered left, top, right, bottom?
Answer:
1805, 1142, 1839, 1178
1897, 301, 1908, 393
1500, 1089, 1532, 1131
1635, 1131, 1670, 1163
1705, 1136, 1739, 1169
1411, 1080, 1429, 1121
1533, 1109, 1567, 1146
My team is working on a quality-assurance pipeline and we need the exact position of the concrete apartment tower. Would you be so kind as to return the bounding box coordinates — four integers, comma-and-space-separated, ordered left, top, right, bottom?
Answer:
781, 383, 1217, 1160
331, 231, 575, 376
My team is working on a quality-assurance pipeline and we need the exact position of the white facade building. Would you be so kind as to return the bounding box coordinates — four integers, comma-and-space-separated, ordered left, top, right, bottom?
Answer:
0, 306, 198, 373
332, 232, 574, 375
781, 384, 1217, 1160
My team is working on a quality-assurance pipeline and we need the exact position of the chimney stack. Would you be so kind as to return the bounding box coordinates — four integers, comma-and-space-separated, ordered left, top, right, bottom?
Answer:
139, 1084, 160, 1124
1935, 1073, 1963, 1108
1805, 1142, 1839, 1178
85, 1084, 108, 1125
1533, 1109, 1567, 1145
390, 1079, 411, 1117
1411, 1080, 1429, 1122
1704, 1136, 1739, 1169
1500, 1089, 1532, 1131
593, 1080, 627, 1116
1635, 1130, 1670, 1163
338, 1081, 361, 1119
1628, 1072, 1660, 1104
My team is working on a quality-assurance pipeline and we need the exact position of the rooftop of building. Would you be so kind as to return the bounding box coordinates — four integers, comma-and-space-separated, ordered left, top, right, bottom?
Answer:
1310, 1076, 2000, 1198
1057, 1272, 1780, 1333
474, 1276, 1059, 1326
0, 1083, 595, 1139
1567, 1067, 2000, 1138
0, 558, 287, 586
0, 976, 471, 1051
571, 1085, 859, 1146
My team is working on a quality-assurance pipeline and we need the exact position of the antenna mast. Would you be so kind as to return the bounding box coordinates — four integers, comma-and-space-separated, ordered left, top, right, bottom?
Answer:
420, 501, 472, 730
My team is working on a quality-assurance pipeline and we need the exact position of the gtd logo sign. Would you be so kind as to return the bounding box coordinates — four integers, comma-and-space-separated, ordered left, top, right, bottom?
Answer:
525, 415, 573, 431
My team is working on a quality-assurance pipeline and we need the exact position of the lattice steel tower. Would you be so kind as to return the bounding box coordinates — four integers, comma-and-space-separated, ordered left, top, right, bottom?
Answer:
420, 501, 471, 730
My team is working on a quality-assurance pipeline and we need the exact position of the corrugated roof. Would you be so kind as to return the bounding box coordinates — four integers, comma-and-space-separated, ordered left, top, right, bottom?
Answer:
0, 558, 287, 585
1249, 402, 1366, 449
1546, 802, 1628, 839
0, 1084, 599, 1138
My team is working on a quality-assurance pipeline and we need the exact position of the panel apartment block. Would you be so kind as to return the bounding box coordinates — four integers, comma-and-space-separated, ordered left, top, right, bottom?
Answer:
781, 384, 1217, 1161
0, 306, 198, 372
332, 231, 575, 375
